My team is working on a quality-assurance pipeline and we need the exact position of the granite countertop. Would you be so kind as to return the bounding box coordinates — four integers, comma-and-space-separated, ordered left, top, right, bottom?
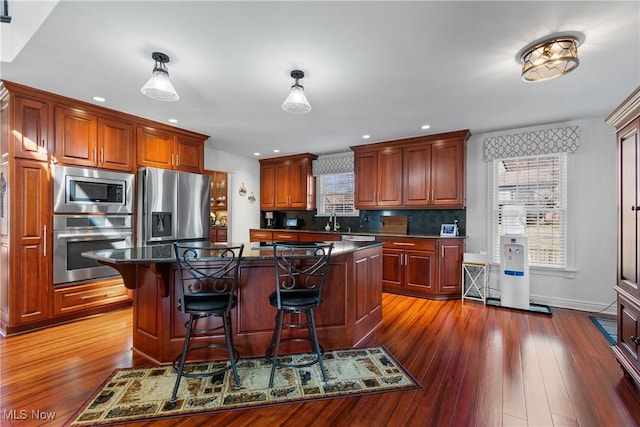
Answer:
260, 228, 465, 239
82, 240, 382, 264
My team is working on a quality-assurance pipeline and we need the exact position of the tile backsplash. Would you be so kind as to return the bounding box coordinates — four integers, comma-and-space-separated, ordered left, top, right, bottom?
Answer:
260, 209, 466, 236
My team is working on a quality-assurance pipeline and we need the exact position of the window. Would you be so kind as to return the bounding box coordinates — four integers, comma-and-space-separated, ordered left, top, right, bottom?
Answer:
316, 172, 359, 216
491, 153, 567, 268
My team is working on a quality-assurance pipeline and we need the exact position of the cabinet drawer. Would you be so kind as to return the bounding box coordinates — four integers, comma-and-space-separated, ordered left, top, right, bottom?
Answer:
273, 231, 299, 242
377, 237, 435, 251
54, 279, 131, 315
249, 229, 273, 242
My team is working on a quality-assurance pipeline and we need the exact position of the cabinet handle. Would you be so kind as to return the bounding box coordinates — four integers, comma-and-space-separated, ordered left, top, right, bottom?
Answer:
632, 206, 639, 211
392, 242, 415, 247
170, 154, 174, 167
441, 246, 444, 257
175, 154, 179, 167
100, 149, 104, 164
81, 293, 112, 300
42, 225, 47, 257
93, 148, 97, 163
632, 336, 640, 346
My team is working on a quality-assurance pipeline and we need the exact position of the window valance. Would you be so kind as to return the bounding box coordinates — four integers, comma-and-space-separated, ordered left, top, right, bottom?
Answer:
484, 126, 580, 161
312, 152, 354, 176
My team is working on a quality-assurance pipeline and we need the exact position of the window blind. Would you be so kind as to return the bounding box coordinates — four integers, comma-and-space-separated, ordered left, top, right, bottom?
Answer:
317, 172, 358, 216
491, 153, 567, 268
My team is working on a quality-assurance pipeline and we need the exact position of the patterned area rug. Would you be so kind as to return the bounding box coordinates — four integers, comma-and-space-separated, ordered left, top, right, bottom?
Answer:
589, 316, 617, 345
67, 346, 419, 426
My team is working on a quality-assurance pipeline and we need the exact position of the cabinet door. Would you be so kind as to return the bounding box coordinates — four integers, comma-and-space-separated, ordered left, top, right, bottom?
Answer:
175, 135, 203, 173
260, 162, 276, 209
288, 157, 312, 209
382, 248, 403, 290
136, 126, 175, 169
619, 120, 639, 295
618, 293, 640, 367
11, 159, 50, 324
97, 117, 134, 172
13, 96, 50, 161
377, 148, 403, 206
405, 250, 436, 292
431, 139, 465, 207
438, 239, 464, 294
54, 106, 98, 167
354, 151, 378, 208
403, 143, 432, 206
274, 161, 291, 208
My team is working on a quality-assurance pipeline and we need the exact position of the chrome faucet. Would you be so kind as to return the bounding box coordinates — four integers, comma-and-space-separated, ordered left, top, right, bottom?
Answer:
329, 212, 340, 231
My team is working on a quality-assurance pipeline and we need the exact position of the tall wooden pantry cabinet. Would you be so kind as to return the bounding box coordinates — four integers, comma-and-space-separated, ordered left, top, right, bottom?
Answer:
606, 86, 640, 387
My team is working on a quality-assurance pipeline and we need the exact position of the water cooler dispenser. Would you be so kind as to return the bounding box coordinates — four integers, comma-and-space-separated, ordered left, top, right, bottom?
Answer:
498, 205, 530, 310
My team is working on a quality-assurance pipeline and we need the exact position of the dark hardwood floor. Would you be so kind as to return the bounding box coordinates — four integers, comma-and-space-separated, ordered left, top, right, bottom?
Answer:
2, 293, 640, 426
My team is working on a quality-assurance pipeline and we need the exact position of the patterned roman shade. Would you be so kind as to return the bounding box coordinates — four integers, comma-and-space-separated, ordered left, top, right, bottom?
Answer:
312, 152, 354, 176
484, 126, 580, 160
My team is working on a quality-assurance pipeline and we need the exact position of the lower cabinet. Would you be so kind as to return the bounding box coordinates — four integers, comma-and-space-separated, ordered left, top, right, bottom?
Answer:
613, 289, 640, 383
54, 278, 131, 315
210, 227, 227, 242
379, 236, 464, 299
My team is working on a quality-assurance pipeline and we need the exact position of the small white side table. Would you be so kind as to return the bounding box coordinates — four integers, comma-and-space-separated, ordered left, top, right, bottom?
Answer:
462, 253, 488, 304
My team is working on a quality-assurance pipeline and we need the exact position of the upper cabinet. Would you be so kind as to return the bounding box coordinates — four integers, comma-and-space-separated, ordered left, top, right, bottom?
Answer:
260, 153, 317, 210
136, 126, 205, 173
11, 94, 52, 162
55, 106, 134, 172
352, 130, 469, 209
209, 171, 228, 211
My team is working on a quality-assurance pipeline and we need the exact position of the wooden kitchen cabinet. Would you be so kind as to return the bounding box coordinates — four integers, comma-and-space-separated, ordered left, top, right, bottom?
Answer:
378, 236, 464, 299
352, 130, 469, 209
353, 147, 403, 208
5, 159, 52, 327
259, 153, 317, 210
54, 277, 131, 315
437, 239, 464, 295
403, 138, 465, 207
54, 106, 135, 172
250, 229, 274, 242
137, 126, 205, 173
12, 94, 51, 161
607, 86, 640, 386
380, 237, 436, 296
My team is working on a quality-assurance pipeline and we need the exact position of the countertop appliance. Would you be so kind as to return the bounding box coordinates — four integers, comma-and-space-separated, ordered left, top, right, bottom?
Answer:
137, 167, 211, 245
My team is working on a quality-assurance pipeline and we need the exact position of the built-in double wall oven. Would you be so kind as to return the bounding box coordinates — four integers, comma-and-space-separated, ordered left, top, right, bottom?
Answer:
52, 166, 134, 285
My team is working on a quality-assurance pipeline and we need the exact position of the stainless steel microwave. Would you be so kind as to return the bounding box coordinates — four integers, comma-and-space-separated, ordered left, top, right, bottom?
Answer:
53, 165, 134, 214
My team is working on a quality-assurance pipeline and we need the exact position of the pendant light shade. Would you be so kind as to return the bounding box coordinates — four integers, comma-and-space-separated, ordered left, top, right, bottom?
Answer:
282, 70, 311, 113
141, 52, 180, 101
520, 35, 580, 82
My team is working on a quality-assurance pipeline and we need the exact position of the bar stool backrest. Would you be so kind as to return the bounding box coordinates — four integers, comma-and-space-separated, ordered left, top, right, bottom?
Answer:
173, 243, 244, 312
272, 243, 333, 309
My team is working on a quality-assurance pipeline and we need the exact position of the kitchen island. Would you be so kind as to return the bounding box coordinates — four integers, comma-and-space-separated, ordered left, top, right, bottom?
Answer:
83, 241, 383, 364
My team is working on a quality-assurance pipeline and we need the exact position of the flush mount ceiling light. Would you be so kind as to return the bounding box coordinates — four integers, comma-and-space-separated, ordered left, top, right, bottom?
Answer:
519, 35, 580, 82
282, 70, 311, 113
141, 52, 179, 101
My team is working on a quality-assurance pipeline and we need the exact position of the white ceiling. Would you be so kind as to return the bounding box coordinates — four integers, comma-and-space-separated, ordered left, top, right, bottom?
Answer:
1, 1, 638, 159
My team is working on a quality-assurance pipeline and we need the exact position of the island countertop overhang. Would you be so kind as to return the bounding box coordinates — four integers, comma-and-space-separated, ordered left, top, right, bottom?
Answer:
82, 240, 383, 264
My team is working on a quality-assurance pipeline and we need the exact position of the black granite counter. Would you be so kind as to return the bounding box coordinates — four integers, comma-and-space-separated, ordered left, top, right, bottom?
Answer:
82, 240, 382, 264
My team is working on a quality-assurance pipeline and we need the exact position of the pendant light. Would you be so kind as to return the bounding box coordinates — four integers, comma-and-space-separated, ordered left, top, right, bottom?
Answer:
282, 70, 311, 113
141, 52, 180, 101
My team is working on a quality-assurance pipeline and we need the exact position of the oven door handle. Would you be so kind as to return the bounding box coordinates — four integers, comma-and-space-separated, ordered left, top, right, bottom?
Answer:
56, 231, 131, 239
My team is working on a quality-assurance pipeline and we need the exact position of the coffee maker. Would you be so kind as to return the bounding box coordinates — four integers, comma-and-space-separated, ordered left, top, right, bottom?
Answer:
264, 211, 274, 228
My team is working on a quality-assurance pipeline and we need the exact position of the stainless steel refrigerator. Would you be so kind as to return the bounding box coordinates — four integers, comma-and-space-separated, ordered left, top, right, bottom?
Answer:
137, 167, 211, 245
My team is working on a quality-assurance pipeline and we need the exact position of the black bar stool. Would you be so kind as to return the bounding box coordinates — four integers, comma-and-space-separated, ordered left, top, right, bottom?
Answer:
171, 243, 244, 403
265, 242, 333, 388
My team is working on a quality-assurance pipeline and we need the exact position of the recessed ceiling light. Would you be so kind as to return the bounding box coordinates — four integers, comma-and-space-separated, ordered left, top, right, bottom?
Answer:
362, 134, 370, 139
273, 149, 280, 153
168, 118, 178, 123
92, 96, 106, 102
254, 152, 261, 156
421, 124, 430, 130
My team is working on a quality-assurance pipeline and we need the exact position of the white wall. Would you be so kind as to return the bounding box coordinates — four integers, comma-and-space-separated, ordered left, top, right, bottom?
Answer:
466, 118, 618, 314
204, 145, 261, 243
